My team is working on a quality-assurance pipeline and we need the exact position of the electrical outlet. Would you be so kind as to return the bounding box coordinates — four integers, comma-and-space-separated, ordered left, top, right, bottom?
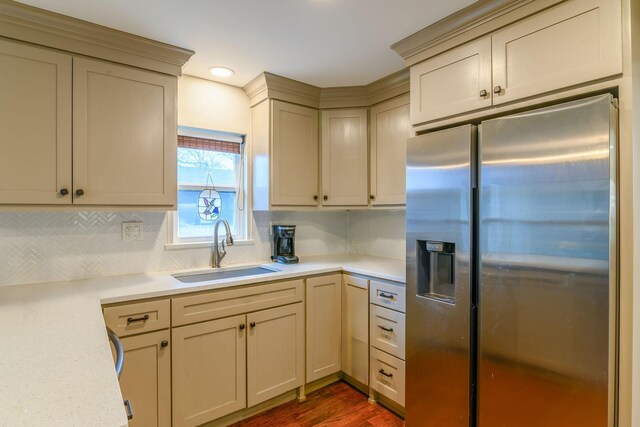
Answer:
122, 221, 143, 242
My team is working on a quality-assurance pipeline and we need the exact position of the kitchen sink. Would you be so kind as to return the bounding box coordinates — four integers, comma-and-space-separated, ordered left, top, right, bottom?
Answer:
173, 266, 280, 283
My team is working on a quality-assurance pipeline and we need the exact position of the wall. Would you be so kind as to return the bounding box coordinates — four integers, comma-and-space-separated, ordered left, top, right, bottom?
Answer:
177, 75, 250, 135
347, 210, 405, 260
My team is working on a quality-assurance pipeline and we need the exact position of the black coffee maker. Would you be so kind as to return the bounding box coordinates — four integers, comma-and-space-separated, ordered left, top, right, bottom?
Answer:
271, 225, 299, 264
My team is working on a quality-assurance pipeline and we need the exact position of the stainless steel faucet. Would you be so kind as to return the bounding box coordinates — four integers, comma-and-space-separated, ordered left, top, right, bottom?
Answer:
211, 219, 234, 268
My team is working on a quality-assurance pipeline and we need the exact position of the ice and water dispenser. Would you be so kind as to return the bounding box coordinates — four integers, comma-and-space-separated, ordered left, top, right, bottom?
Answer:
417, 240, 456, 304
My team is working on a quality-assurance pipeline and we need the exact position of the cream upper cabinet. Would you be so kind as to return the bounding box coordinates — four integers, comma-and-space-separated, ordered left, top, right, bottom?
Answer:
272, 101, 319, 206
342, 275, 369, 385
409, 0, 622, 124
370, 95, 410, 206
410, 37, 492, 125
172, 315, 247, 427
116, 330, 171, 427
73, 58, 177, 206
491, 0, 622, 105
0, 39, 72, 205
321, 109, 368, 206
247, 302, 305, 407
306, 274, 342, 383
252, 100, 319, 209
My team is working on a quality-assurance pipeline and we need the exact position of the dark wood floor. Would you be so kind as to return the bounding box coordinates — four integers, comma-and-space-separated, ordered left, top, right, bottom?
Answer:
230, 382, 404, 427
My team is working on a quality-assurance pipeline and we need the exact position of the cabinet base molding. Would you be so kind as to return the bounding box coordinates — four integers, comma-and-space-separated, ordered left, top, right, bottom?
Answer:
367, 390, 406, 419
342, 372, 369, 396
202, 375, 342, 426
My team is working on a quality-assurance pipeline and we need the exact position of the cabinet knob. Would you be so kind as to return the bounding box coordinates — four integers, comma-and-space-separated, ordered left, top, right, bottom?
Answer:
370, 195, 375, 200
493, 86, 502, 94
239, 323, 246, 330
323, 195, 328, 201
75, 189, 84, 196
479, 89, 488, 98
160, 340, 169, 348
250, 321, 256, 328
313, 195, 318, 201
59, 188, 69, 196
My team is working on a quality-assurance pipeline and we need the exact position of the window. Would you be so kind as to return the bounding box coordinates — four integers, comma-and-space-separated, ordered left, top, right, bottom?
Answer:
171, 126, 247, 244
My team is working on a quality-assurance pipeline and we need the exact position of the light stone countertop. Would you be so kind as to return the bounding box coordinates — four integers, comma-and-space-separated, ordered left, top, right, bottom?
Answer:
0, 254, 404, 427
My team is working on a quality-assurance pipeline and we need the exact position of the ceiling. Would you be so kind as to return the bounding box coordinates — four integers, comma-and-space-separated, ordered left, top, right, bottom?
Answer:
15, 0, 476, 88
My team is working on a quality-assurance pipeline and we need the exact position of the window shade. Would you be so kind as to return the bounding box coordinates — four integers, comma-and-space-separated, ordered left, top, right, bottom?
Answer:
177, 135, 240, 154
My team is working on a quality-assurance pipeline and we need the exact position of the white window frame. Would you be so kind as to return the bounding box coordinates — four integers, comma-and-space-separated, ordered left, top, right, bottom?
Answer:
166, 128, 252, 250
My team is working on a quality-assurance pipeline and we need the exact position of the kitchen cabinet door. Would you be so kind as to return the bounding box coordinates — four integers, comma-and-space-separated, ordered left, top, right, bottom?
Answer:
410, 37, 492, 125
321, 109, 368, 206
172, 315, 246, 427
272, 101, 319, 206
491, 0, 621, 105
73, 58, 177, 206
306, 274, 342, 382
115, 330, 171, 427
342, 275, 369, 385
247, 303, 304, 406
0, 39, 72, 205
370, 95, 410, 206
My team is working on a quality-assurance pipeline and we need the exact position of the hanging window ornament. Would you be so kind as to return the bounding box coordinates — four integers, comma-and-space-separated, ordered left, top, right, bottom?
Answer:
198, 174, 222, 221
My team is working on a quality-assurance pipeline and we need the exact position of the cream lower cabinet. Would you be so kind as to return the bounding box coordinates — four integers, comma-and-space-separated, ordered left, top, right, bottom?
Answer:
341, 275, 369, 385
172, 315, 247, 427
369, 96, 410, 206
247, 302, 305, 406
118, 330, 171, 427
320, 109, 368, 207
306, 275, 342, 383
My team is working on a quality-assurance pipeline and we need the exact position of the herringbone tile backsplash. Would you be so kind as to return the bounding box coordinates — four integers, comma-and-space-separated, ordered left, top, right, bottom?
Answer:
0, 210, 404, 286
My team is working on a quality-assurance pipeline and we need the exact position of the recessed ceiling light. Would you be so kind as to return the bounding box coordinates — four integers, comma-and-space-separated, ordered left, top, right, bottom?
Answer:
209, 66, 235, 78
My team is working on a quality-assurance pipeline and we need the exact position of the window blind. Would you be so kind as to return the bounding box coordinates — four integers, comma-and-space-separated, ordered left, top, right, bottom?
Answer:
177, 135, 240, 154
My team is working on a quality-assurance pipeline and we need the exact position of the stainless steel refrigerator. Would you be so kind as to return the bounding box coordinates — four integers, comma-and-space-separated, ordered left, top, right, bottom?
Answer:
406, 94, 617, 427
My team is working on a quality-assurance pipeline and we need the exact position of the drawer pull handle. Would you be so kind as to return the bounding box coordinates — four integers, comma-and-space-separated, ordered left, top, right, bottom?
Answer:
239, 323, 246, 330
124, 399, 133, 420
379, 369, 393, 378
493, 85, 502, 94
379, 292, 395, 300
161, 340, 169, 348
127, 314, 149, 324
479, 89, 488, 98
250, 321, 256, 328
378, 325, 394, 333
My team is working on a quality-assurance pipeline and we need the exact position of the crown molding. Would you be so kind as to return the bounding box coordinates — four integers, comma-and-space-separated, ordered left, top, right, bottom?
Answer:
366, 68, 410, 106
318, 86, 368, 109
391, 0, 566, 67
244, 69, 410, 110
243, 72, 321, 108
0, 0, 194, 76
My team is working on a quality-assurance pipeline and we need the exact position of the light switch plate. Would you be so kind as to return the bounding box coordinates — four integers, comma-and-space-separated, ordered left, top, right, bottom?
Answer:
122, 221, 143, 241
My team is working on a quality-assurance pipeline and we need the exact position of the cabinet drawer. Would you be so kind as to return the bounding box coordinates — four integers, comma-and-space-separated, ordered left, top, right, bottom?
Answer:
370, 305, 405, 360
103, 299, 170, 337
370, 347, 405, 407
172, 279, 304, 327
370, 280, 405, 313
